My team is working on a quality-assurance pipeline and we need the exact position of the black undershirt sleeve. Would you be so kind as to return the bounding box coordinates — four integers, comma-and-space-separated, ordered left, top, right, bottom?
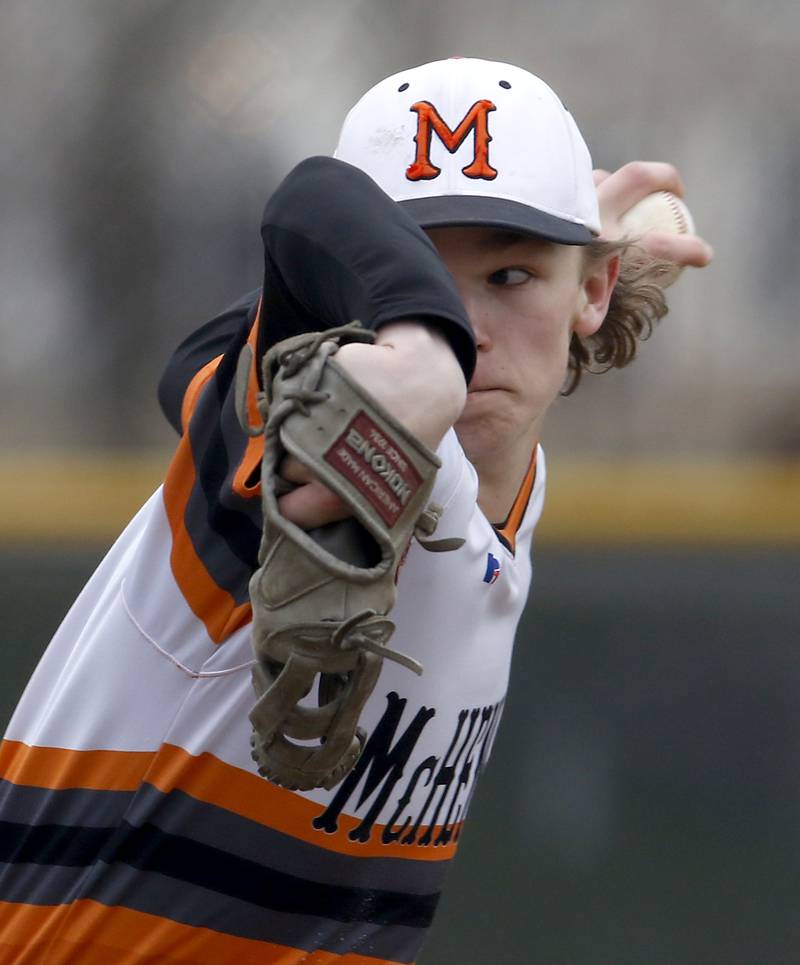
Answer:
258, 156, 476, 380
159, 155, 476, 434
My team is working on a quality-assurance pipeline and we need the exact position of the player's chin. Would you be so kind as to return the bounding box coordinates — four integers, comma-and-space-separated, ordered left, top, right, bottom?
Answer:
457, 391, 517, 440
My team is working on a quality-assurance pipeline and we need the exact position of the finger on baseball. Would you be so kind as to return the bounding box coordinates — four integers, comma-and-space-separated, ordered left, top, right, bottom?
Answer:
278, 478, 351, 529
630, 231, 713, 267
593, 168, 612, 187
597, 161, 686, 214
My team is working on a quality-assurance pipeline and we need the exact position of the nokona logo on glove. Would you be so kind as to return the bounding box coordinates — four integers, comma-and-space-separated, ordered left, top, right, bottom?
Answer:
325, 412, 423, 527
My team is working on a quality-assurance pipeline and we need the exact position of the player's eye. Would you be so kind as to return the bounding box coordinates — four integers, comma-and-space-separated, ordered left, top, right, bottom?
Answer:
487, 267, 531, 286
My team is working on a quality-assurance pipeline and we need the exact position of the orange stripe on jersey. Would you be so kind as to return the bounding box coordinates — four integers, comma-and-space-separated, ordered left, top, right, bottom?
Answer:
232, 305, 265, 500
0, 740, 458, 863
162, 435, 253, 643
145, 743, 459, 864
0, 901, 408, 965
495, 449, 537, 554
0, 740, 153, 792
180, 294, 262, 431
180, 355, 223, 435
161, 300, 265, 644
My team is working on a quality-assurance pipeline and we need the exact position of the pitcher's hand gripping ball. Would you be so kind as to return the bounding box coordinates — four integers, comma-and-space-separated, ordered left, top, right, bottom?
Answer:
619, 191, 696, 287
235, 324, 450, 791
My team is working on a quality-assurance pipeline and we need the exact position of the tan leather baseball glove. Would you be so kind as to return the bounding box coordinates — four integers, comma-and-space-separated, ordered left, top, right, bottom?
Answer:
235, 323, 454, 791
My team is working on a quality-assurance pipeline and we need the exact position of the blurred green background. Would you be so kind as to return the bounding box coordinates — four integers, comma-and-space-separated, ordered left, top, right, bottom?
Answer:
2, 0, 799, 962
2, 545, 798, 963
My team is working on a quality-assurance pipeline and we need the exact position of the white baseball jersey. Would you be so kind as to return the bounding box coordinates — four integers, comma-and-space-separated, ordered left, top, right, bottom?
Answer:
0, 418, 544, 964
1, 144, 543, 962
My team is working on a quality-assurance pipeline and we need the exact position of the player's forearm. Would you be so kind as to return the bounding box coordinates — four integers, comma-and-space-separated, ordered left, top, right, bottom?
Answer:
278, 321, 465, 531
343, 321, 466, 450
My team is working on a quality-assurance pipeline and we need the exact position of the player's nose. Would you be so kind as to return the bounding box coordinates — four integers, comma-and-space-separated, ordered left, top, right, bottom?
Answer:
460, 294, 494, 352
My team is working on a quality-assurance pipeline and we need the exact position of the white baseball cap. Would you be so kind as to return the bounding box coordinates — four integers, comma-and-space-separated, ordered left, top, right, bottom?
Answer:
334, 57, 601, 245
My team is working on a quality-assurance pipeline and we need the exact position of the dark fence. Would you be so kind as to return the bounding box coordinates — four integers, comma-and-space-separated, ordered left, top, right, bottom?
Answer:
2, 545, 798, 964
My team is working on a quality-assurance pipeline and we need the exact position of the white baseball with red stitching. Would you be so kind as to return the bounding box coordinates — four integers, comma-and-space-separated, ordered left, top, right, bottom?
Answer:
620, 190, 695, 237
619, 191, 695, 286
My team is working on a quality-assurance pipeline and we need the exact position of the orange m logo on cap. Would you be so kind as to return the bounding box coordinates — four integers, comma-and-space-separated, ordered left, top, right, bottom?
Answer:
406, 99, 498, 182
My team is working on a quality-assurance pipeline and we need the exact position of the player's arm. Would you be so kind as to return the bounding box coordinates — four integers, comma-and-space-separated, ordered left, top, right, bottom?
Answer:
279, 323, 466, 528
160, 157, 473, 438
258, 156, 474, 528
258, 155, 475, 380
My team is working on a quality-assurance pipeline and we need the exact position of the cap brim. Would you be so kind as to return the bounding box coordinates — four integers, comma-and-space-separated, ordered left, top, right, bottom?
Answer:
399, 195, 594, 245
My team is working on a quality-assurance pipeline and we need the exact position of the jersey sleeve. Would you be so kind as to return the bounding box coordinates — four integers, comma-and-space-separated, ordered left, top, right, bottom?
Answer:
159, 154, 476, 437
258, 155, 476, 382
157, 290, 259, 435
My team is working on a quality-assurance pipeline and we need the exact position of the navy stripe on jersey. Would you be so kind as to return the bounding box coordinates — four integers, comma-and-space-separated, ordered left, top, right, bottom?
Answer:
158, 290, 258, 437
0, 781, 448, 961
1, 821, 109, 867
0, 829, 436, 960
0, 862, 88, 906
0, 781, 449, 897
187, 328, 263, 575
0, 785, 448, 902
0, 859, 428, 961
0, 780, 134, 828
123, 784, 449, 896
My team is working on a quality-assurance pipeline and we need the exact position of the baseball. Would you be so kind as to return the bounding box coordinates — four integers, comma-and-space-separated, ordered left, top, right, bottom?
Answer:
619, 191, 696, 287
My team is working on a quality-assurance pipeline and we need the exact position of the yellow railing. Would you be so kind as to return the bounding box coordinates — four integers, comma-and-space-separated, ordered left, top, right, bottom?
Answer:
539, 458, 800, 546
1, 453, 798, 546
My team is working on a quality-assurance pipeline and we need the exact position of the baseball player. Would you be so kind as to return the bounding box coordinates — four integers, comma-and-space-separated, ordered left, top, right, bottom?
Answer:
0, 58, 711, 963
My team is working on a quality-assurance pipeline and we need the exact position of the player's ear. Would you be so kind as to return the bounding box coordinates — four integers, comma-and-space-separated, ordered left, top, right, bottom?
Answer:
573, 253, 620, 338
